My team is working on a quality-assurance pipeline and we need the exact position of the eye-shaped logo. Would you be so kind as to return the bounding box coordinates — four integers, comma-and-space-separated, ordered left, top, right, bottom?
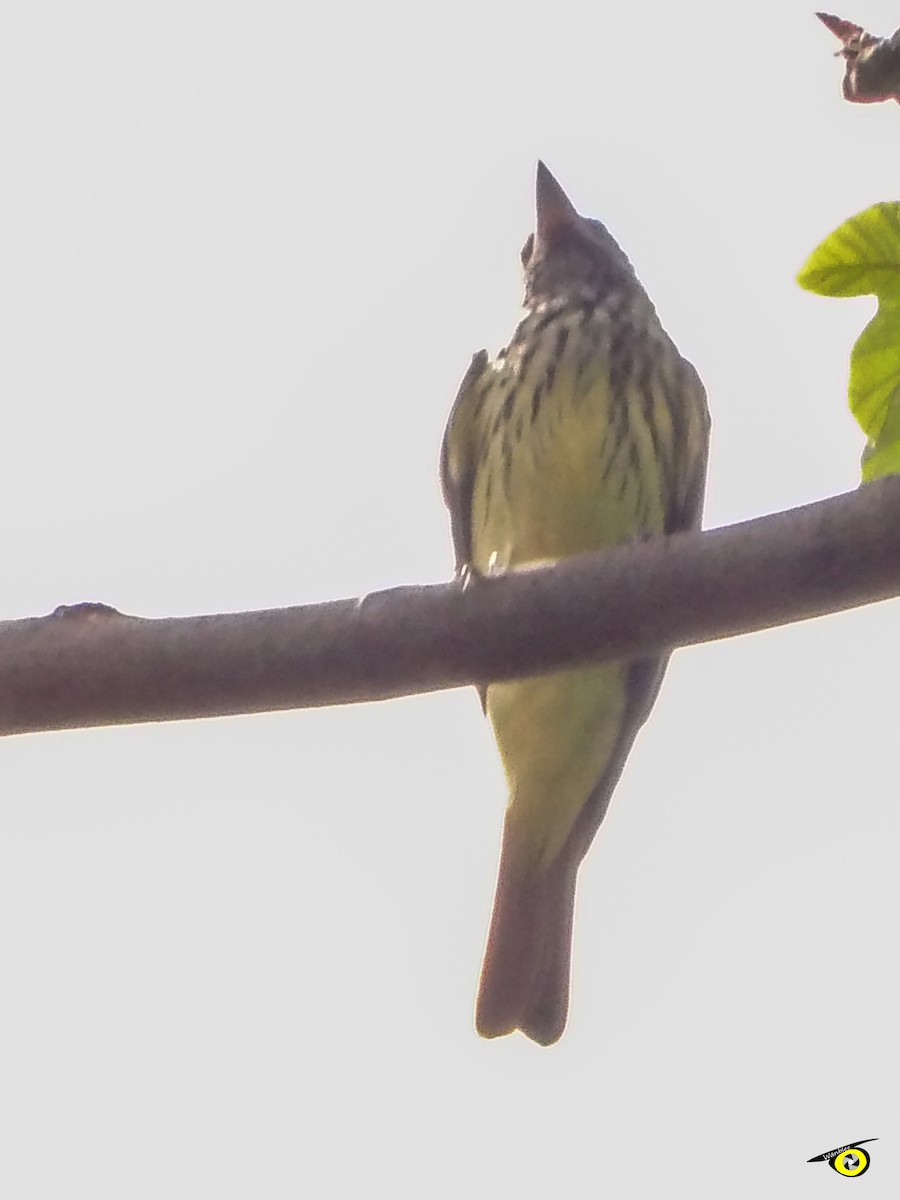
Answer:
808, 1138, 878, 1177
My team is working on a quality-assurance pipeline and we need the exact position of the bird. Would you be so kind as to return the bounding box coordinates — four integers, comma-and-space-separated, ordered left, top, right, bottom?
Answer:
440, 162, 710, 1045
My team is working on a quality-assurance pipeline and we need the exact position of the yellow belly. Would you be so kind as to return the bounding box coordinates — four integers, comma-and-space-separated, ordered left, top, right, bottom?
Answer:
470, 358, 662, 867
470, 360, 665, 575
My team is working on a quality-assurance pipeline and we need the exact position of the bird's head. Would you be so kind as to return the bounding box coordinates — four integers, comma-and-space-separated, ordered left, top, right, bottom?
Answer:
521, 162, 636, 307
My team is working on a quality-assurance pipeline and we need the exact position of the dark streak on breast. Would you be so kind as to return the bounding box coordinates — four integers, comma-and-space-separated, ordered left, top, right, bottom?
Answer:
502, 388, 517, 423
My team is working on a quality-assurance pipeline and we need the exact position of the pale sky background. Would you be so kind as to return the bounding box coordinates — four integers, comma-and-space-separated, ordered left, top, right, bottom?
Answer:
1, 2, 897, 1196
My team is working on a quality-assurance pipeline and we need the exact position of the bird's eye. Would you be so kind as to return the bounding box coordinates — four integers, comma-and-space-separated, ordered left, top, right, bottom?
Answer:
520, 233, 534, 267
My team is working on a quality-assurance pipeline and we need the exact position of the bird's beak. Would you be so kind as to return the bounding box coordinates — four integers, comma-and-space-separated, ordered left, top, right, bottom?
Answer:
534, 161, 582, 253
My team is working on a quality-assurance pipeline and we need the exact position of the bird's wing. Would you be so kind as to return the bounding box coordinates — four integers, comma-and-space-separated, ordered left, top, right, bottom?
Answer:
562, 349, 710, 866
666, 357, 711, 535
439, 349, 490, 574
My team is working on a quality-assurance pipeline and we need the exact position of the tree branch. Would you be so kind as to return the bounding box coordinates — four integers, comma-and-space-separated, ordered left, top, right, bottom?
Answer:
817, 12, 900, 104
3, 476, 900, 737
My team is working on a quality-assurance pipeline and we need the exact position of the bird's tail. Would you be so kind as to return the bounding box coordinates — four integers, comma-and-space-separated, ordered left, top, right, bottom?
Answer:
475, 812, 579, 1046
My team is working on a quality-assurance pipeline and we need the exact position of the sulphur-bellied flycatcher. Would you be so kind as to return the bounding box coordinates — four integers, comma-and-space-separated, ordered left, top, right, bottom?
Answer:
440, 162, 710, 1045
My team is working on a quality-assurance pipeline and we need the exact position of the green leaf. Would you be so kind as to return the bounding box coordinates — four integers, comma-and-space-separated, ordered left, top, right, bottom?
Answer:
861, 359, 900, 483
797, 202, 900, 299
849, 297, 900, 440
797, 203, 900, 482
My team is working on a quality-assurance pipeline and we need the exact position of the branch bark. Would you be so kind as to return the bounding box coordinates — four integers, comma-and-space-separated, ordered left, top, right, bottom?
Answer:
3, 476, 900, 737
